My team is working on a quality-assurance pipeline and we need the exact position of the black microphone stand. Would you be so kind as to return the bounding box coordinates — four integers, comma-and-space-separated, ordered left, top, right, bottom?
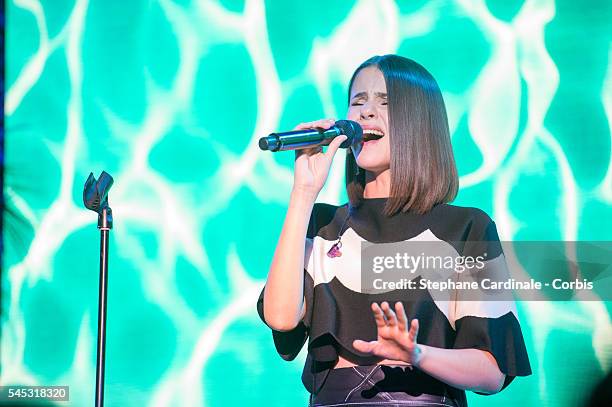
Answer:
83, 171, 114, 407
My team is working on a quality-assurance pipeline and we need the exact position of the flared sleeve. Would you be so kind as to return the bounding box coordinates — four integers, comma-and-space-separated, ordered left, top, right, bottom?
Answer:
255, 204, 325, 361
256, 268, 314, 361
452, 211, 532, 391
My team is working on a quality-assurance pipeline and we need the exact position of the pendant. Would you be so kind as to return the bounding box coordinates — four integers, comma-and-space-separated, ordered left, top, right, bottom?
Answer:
327, 240, 342, 258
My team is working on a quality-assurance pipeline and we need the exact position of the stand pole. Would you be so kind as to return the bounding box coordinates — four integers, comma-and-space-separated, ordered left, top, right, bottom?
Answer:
95, 208, 111, 407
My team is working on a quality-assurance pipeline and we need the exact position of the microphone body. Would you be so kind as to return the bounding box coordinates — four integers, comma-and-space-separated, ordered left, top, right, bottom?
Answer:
259, 120, 362, 152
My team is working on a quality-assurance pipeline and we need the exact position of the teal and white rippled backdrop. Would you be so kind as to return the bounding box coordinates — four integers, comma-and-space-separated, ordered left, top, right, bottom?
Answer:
3, 0, 612, 405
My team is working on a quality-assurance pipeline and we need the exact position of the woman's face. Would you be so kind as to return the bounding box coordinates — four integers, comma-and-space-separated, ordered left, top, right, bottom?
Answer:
347, 66, 391, 174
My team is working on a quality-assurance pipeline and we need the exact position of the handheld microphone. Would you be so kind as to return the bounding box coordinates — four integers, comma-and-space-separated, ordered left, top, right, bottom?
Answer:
258, 120, 362, 152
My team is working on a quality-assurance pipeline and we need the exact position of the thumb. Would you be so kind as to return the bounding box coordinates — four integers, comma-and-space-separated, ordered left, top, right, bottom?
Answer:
353, 339, 376, 353
324, 135, 348, 159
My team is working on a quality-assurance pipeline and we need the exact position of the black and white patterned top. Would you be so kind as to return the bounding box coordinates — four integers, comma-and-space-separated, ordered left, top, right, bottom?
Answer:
257, 198, 532, 405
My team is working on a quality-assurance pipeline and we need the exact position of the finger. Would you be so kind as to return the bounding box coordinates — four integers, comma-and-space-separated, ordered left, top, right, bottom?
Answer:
293, 121, 317, 131
395, 302, 408, 331
353, 339, 377, 354
371, 302, 388, 328
295, 145, 323, 159
381, 301, 397, 327
293, 118, 336, 131
408, 319, 419, 342
324, 134, 348, 158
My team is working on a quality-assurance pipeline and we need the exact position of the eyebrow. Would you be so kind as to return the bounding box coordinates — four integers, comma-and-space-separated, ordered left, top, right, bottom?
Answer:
351, 91, 387, 99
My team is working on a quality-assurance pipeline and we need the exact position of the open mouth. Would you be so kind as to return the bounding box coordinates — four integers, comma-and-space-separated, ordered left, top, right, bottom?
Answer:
362, 129, 384, 143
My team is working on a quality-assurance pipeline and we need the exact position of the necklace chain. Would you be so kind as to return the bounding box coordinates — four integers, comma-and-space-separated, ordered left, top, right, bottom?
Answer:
327, 205, 352, 258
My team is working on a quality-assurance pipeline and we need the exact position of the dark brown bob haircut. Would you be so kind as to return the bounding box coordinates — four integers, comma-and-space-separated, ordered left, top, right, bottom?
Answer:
345, 54, 459, 216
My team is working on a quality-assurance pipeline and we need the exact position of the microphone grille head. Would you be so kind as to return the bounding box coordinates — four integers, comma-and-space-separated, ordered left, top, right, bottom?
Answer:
334, 120, 363, 147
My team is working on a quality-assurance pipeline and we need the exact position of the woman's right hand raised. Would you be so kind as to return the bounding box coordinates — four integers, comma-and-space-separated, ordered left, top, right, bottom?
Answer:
292, 118, 348, 197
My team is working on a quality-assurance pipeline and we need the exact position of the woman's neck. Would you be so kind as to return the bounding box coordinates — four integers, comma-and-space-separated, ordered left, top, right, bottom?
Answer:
363, 169, 391, 198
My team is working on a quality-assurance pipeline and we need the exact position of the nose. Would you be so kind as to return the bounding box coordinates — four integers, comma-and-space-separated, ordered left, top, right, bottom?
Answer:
360, 101, 376, 120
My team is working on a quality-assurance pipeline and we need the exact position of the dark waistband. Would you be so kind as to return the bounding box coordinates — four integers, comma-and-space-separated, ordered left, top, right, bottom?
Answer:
310, 365, 464, 407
